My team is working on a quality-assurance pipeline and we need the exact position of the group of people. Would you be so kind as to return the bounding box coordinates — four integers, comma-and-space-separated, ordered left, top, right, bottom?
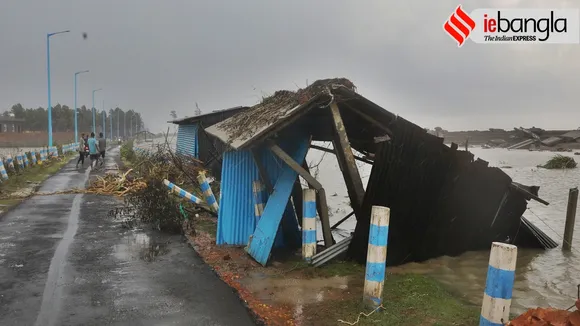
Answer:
76, 132, 107, 170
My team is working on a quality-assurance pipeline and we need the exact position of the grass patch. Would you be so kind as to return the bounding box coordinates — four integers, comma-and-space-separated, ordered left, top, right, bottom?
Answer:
305, 273, 480, 325
0, 154, 74, 196
0, 198, 24, 213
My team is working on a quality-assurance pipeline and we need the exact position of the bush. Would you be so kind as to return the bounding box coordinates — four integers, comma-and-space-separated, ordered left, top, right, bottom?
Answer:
120, 140, 135, 163
540, 155, 577, 169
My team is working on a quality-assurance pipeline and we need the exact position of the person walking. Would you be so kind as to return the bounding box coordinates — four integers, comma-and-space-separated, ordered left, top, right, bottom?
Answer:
98, 132, 107, 166
76, 133, 86, 168
87, 132, 101, 170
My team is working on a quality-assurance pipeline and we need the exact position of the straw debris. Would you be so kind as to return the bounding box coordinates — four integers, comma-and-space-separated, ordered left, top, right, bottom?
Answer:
217, 77, 356, 142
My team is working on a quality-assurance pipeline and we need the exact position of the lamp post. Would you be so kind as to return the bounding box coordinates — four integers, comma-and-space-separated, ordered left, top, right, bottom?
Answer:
74, 70, 89, 142
109, 109, 113, 141
117, 108, 120, 140
92, 88, 102, 134
47, 29, 70, 147
102, 99, 105, 138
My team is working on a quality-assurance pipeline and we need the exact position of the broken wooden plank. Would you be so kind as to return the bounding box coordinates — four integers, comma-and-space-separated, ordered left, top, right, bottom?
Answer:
270, 143, 333, 248
310, 144, 374, 164
251, 149, 273, 192
247, 138, 311, 265
329, 102, 365, 220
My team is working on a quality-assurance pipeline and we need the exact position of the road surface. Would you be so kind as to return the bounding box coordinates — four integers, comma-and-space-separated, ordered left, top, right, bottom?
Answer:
0, 146, 255, 326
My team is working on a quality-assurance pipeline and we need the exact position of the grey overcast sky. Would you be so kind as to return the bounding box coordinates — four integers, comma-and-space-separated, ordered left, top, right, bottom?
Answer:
1, 0, 579, 132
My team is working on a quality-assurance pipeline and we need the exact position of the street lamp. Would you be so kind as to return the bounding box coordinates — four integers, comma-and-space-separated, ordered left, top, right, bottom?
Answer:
47, 29, 70, 147
101, 99, 105, 138
74, 70, 89, 142
92, 88, 102, 134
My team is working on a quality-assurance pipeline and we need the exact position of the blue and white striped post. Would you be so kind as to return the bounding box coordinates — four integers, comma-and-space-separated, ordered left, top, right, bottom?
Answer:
198, 172, 219, 213
0, 160, 8, 180
480, 242, 517, 326
6, 154, 14, 170
31, 151, 37, 165
39, 148, 46, 162
252, 180, 267, 226
302, 189, 317, 261
363, 205, 390, 309
163, 179, 203, 205
52, 146, 59, 158
16, 153, 24, 170
23, 152, 29, 168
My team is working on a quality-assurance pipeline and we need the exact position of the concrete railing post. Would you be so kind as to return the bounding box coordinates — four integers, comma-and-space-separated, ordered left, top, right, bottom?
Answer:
0, 160, 8, 180
16, 153, 23, 170
163, 179, 203, 205
31, 151, 37, 165
6, 154, 14, 170
302, 188, 317, 261
363, 205, 390, 309
480, 242, 517, 326
198, 172, 219, 213
252, 180, 266, 226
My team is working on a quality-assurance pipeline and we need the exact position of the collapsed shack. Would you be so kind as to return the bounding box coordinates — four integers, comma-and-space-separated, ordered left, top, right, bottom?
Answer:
169, 106, 250, 181
203, 77, 556, 267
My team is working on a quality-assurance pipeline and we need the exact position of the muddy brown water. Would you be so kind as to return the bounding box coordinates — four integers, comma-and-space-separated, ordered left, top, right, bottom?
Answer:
141, 140, 580, 313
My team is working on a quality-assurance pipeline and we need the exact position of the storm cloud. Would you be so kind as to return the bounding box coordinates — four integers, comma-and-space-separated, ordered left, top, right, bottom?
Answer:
1, 0, 579, 132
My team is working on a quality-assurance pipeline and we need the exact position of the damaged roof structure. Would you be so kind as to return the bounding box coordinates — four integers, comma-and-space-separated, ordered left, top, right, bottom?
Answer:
204, 78, 557, 267
169, 106, 250, 180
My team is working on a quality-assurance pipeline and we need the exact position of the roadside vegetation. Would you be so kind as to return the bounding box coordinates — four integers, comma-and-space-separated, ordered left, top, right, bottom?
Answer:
118, 139, 215, 234
0, 149, 76, 213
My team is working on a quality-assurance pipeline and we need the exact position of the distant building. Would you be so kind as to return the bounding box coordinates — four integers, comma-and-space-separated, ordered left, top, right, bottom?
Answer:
0, 117, 24, 133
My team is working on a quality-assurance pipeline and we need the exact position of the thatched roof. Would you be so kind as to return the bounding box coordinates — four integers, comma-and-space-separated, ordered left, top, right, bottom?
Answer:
216, 78, 356, 143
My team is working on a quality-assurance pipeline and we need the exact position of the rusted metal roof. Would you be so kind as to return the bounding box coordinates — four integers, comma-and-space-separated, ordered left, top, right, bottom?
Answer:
560, 130, 580, 140
167, 106, 249, 125
541, 136, 563, 147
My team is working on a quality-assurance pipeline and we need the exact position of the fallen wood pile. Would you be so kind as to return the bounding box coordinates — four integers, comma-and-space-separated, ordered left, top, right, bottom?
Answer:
508, 301, 580, 326
86, 169, 147, 196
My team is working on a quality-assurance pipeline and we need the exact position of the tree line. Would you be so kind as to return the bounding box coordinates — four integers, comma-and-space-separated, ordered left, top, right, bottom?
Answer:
3, 103, 143, 137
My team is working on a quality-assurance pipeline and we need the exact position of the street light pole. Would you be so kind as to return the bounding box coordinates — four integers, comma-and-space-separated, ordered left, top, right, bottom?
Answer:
47, 29, 70, 147
102, 99, 105, 138
117, 108, 120, 140
92, 88, 102, 134
74, 70, 89, 142
109, 109, 113, 141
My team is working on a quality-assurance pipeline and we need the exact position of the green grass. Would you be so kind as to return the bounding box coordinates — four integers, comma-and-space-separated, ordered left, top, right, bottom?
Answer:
304, 273, 480, 326
0, 154, 74, 197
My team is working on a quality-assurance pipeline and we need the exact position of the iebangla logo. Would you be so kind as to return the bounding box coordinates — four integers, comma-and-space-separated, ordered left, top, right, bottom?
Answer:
444, 5, 579, 46
443, 5, 476, 47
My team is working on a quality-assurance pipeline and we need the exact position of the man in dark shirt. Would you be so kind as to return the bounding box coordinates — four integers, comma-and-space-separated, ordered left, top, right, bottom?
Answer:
98, 132, 107, 166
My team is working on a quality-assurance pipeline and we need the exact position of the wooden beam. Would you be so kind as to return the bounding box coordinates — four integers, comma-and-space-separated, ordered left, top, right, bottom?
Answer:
270, 144, 322, 190
310, 144, 374, 165
341, 101, 392, 135
329, 102, 366, 220
270, 144, 333, 248
251, 149, 273, 192
291, 177, 303, 227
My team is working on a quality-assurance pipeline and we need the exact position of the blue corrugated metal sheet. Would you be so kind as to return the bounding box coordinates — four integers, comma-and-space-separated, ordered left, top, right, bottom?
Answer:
176, 124, 198, 157
216, 136, 304, 246
247, 135, 310, 265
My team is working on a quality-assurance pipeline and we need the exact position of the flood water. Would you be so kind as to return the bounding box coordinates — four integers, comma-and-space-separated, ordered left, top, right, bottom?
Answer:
312, 146, 580, 313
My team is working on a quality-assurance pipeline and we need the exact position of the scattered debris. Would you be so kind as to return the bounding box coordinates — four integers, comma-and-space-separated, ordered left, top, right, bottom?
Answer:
86, 169, 147, 196
539, 155, 577, 169
507, 303, 580, 325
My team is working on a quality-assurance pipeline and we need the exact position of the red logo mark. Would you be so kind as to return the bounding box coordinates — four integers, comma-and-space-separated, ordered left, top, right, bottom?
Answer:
444, 5, 476, 47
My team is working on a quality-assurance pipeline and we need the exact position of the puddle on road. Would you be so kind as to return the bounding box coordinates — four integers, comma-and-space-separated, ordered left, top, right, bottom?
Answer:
112, 231, 170, 262
241, 274, 355, 324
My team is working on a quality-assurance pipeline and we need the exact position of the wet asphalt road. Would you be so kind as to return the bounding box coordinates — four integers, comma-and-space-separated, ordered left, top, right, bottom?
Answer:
0, 146, 255, 326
